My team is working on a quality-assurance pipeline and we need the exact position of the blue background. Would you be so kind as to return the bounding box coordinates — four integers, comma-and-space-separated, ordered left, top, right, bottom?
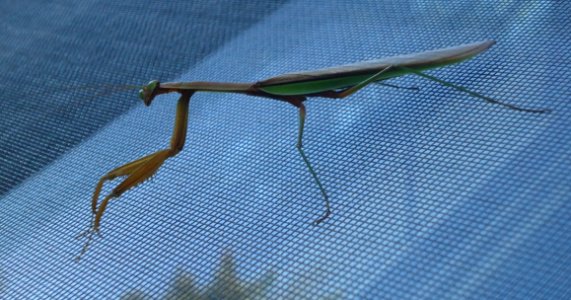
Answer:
1, 1, 570, 299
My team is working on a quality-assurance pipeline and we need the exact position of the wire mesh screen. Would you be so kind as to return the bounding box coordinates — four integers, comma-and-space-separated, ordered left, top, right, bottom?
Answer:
1, 1, 570, 299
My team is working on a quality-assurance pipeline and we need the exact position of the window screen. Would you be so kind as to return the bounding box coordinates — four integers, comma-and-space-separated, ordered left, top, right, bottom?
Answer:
1, 1, 570, 299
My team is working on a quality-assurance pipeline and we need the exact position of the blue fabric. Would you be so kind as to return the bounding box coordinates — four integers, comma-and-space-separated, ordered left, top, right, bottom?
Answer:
1, 1, 570, 299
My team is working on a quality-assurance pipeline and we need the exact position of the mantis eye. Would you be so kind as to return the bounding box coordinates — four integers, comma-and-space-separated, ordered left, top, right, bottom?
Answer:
138, 89, 145, 101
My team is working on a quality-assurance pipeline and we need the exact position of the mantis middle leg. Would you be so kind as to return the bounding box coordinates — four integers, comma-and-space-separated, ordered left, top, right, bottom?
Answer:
285, 96, 331, 224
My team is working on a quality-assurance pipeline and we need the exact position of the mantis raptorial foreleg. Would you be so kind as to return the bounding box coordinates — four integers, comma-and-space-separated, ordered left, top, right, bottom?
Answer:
92, 91, 191, 230
76, 92, 193, 261
91, 151, 168, 214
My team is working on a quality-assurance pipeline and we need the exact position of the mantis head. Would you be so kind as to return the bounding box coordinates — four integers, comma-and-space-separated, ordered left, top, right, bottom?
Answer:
139, 80, 160, 106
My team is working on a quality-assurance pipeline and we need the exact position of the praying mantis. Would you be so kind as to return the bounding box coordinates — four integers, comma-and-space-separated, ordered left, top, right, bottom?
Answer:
77, 40, 550, 260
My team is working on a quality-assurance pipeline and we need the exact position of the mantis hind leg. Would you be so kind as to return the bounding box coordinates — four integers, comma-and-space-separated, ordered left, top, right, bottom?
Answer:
285, 96, 331, 224
397, 66, 551, 113
313, 66, 394, 99
374, 82, 420, 92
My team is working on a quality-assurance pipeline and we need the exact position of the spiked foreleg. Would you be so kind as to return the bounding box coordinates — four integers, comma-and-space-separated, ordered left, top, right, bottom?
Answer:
90, 91, 193, 233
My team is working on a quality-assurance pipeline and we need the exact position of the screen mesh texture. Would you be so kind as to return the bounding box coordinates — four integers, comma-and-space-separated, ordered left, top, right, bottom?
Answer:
0, 1, 570, 299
